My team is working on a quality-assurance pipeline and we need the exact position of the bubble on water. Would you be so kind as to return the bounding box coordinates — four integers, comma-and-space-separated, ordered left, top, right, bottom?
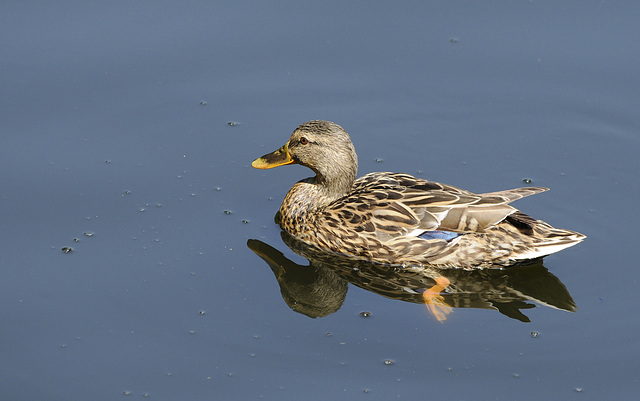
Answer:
61, 247, 73, 254
383, 359, 394, 366
359, 311, 371, 318
224, 210, 232, 215
522, 178, 532, 184
83, 232, 94, 237
530, 331, 539, 338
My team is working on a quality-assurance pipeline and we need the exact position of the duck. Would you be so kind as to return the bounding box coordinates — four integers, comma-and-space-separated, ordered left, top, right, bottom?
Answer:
251, 120, 585, 268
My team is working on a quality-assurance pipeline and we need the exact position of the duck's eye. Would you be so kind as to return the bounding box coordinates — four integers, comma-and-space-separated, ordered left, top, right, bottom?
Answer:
299, 137, 308, 145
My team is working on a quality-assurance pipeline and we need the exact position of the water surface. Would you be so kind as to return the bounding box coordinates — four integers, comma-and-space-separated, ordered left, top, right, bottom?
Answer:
2, 1, 639, 400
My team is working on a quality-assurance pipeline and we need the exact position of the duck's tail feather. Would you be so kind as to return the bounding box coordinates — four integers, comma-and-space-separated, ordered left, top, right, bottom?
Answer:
508, 211, 586, 260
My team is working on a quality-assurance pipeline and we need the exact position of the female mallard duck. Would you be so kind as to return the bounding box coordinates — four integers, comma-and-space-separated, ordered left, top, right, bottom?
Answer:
252, 120, 585, 268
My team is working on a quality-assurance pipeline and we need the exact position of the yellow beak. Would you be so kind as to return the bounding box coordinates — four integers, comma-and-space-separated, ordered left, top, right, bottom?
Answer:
251, 142, 296, 169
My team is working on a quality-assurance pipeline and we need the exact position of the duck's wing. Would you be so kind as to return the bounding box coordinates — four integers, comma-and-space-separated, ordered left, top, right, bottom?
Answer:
436, 186, 549, 232
325, 172, 548, 240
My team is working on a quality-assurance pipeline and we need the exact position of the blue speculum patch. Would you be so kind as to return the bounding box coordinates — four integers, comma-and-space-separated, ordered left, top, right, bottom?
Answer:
418, 230, 461, 241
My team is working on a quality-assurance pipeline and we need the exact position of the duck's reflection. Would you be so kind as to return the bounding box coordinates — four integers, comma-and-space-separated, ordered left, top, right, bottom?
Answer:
247, 232, 576, 322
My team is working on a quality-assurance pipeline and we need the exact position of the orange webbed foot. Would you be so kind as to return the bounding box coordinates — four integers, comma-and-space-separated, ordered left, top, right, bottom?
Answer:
422, 276, 452, 322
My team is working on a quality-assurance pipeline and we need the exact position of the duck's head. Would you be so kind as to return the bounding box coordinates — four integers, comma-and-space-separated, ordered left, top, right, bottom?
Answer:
252, 120, 358, 193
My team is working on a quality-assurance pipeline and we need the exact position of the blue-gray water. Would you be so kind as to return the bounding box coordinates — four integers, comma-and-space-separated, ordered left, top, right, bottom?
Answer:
2, 1, 639, 400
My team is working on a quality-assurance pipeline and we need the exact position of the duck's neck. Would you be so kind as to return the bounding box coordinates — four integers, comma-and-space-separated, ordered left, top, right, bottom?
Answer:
278, 172, 355, 234
285, 174, 352, 211
314, 170, 356, 202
